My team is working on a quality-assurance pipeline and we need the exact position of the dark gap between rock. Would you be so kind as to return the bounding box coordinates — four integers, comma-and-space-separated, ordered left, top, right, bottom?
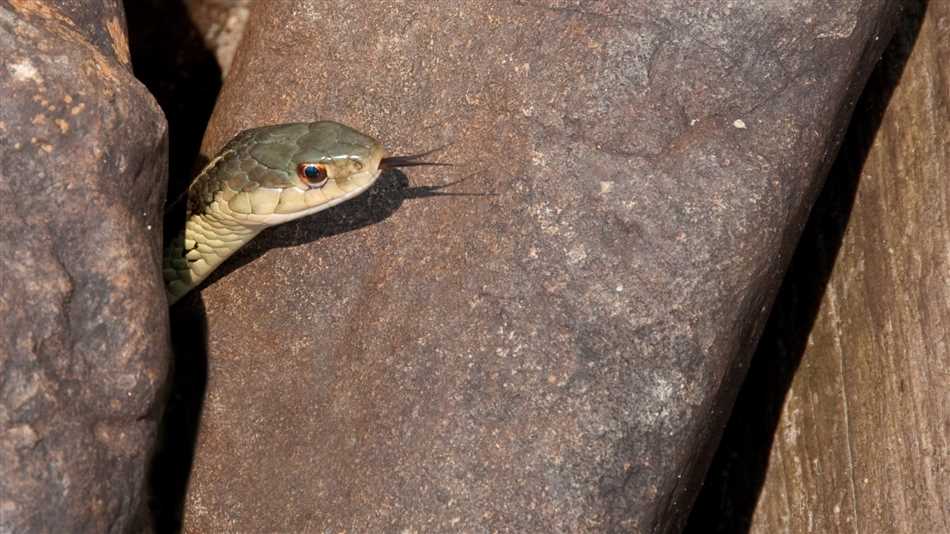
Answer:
684, 2, 929, 531
123, 1, 221, 532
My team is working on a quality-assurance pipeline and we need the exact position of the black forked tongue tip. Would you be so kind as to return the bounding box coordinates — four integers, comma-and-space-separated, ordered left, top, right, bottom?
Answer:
380, 144, 453, 169
380, 157, 452, 169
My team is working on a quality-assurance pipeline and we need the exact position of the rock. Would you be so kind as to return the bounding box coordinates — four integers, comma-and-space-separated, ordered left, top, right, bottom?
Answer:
688, 2, 950, 532
172, 1, 898, 531
0, 2, 168, 532
182, 0, 251, 76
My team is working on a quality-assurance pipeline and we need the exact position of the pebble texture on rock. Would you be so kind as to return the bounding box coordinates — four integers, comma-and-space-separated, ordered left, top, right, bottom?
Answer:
174, 1, 898, 531
689, 2, 950, 532
0, 2, 169, 532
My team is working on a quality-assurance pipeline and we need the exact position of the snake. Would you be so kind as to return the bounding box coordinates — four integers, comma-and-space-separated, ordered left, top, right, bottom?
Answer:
163, 121, 430, 305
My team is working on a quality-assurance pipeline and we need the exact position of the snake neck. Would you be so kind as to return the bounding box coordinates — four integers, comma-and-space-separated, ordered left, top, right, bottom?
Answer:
163, 206, 261, 305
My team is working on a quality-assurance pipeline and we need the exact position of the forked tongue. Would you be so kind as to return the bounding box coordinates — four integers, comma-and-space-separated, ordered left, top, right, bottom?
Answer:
380, 144, 453, 169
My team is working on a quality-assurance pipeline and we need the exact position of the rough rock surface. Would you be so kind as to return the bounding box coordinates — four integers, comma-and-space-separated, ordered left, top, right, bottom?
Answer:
689, 2, 950, 532
0, 1, 169, 532
171, 1, 898, 531
183, 0, 250, 76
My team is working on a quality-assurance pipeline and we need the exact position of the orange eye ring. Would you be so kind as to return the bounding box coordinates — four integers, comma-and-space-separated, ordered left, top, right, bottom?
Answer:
298, 163, 328, 186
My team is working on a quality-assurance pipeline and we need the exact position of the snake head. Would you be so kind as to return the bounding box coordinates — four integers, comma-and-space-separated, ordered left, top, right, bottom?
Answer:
168, 120, 453, 304
190, 120, 452, 229
194, 121, 386, 225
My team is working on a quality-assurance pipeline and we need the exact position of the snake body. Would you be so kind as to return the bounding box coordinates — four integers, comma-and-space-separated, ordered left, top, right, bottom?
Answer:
163, 121, 385, 304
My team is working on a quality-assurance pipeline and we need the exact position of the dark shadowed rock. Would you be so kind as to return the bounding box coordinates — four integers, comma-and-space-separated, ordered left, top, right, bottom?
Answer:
123, 0, 222, 206
689, 2, 950, 532
0, 2, 168, 532
174, 1, 897, 531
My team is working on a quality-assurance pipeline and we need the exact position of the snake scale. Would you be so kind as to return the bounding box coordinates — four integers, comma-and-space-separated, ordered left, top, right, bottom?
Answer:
163, 121, 427, 304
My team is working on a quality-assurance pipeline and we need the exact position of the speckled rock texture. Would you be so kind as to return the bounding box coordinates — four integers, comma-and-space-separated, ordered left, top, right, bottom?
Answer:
689, 2, 950, 532
183, 0, 250, 76
0, 1, 169, 532
171, 1, 898, 531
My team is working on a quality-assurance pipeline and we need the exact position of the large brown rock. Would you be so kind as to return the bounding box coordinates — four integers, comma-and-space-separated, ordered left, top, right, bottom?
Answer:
689, 1, 950, 532
0, 1, 168, 531
172, 1, 898, 531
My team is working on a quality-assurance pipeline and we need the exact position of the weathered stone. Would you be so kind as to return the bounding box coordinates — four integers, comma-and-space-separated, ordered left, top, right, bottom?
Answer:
171, 1, 898, 531
0, 2, 168, 532
183, 0, 250, 76
688, 2, 950, 532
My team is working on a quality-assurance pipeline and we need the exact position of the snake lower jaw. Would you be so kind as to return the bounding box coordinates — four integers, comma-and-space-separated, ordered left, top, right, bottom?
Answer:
251, 169, 382, 226
165, 168, 381, 305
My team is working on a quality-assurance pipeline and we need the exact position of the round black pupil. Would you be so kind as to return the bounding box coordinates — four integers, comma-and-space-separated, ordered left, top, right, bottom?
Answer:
305, 165, 321, 179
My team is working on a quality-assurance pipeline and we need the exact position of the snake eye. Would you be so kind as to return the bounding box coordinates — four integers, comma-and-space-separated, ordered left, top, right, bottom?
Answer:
298, 163, 328, 186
